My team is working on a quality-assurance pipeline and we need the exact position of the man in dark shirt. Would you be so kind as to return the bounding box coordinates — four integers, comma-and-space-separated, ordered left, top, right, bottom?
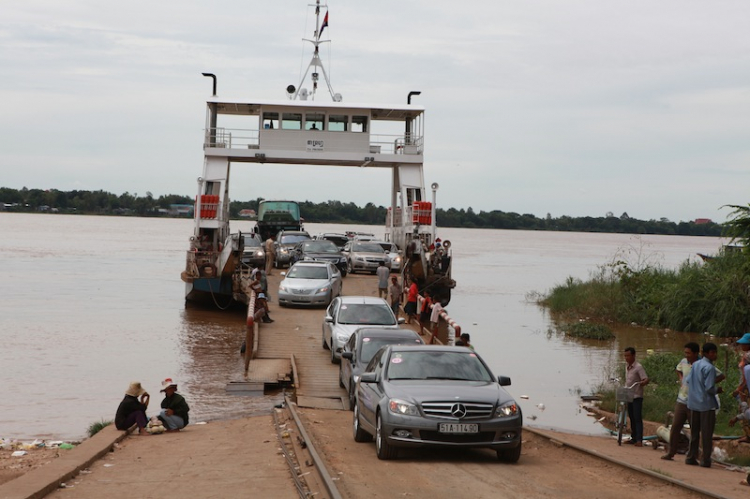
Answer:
158, 378, 190, 431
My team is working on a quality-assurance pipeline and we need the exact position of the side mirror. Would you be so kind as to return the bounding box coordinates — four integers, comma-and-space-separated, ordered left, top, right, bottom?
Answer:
397, 318, 406, 324
360, 372, 377, 384
280, 271, 286, 277
497, 376, 511, 387
324, 315, 333, 323
342, 352, 354, 360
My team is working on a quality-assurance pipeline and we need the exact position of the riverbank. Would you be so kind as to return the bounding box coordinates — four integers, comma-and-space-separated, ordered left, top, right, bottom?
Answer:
4, 408, 748, 499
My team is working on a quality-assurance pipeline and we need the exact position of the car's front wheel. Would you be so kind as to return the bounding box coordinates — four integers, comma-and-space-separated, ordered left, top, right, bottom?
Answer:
331, 343, 339, 364
497, 440, 522, 463
353, 403, 371, 442
376, 412, 398, 460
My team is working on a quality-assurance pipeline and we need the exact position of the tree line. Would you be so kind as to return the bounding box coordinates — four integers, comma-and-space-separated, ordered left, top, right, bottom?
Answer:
0, 186, 723, 237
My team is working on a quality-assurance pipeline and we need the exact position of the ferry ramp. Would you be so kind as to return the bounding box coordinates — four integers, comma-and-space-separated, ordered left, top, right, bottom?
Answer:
252, 272, 420, 410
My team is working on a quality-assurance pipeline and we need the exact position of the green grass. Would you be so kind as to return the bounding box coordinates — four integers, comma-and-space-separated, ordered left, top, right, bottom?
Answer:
559, 321, 615, 340
540, 248, 750, 336
87, 419, 113, 437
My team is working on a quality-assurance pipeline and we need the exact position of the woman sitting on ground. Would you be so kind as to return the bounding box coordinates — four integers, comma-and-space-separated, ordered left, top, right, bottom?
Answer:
115, 382, 150, 435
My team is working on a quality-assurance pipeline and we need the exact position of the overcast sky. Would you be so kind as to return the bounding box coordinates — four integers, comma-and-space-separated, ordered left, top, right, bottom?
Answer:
2, 1, 749, 222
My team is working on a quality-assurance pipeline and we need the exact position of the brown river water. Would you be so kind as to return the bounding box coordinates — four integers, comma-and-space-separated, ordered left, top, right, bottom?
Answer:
0, 213, 726, 440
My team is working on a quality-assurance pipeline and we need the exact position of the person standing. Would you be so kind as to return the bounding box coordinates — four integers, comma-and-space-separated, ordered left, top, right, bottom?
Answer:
685, 342, 721, 467
403, 278, 419, 325
264, 235, 276, 275
376, 261, 390, 299
624, 347, 649, 447
732, 333, 750, 402
158, 378, 190, 432
115, 382, 150, 435
661, 342, 700, 460
388, 275, 402, 317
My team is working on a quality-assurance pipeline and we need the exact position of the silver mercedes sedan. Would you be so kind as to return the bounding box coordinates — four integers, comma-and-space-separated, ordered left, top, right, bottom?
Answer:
352, 345, 523, 462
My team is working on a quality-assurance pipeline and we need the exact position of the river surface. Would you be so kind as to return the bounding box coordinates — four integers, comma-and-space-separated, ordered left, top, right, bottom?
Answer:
0, 213, 725, 440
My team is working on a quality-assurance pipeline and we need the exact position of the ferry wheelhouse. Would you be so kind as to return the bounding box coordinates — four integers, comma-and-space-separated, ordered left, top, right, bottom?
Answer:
182, 2, 454, 306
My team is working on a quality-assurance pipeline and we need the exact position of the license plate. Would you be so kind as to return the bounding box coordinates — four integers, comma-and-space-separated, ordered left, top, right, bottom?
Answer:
438, 423, 478, 434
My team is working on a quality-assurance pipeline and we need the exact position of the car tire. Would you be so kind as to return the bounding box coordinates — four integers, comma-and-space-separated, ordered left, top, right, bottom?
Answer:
497, 440, 522, 463
375, 412, 398, 460
348, 384, 355, 412
338, 365, 345, 388
353, 403, 371, 442
322, 333, 329, 350
341, 268, 348, 277
331, 342, 339, 364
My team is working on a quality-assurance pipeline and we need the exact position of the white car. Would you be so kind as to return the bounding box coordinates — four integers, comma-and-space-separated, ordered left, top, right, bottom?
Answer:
322, 296, 404, 363
372, 240, 402, 272
278, 261, 342, 307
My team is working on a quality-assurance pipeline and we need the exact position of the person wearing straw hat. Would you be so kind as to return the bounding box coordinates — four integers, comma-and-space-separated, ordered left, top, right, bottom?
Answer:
158, 378, 190, 431
115, 382, 150, 435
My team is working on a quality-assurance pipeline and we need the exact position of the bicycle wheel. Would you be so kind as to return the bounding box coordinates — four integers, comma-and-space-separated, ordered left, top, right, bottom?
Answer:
617, 403, 627, 446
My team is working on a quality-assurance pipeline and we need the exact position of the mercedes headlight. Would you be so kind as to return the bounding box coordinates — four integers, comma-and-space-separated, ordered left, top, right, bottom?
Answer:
496, 401, 519, 417
388, 398, 418, 416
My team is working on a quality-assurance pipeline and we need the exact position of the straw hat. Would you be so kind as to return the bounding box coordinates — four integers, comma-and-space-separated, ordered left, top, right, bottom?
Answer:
125, 382, 146, 398
160, 378, 178, 392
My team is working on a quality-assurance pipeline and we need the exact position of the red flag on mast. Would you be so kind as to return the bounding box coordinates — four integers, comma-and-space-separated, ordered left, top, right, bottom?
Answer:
320, 11, 329, 36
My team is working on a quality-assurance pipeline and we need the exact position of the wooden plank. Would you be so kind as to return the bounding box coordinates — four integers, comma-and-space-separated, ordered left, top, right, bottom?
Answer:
245, 358, 292, 383
297, 395, 345, 410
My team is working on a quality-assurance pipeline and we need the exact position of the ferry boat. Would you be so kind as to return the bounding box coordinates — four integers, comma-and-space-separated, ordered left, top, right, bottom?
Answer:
182, 1, 455, 307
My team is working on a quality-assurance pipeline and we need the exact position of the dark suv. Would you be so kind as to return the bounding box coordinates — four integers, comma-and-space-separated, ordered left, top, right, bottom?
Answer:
274, 230, 311, 268
313, 232, 349, 250
290, 240, 348, 276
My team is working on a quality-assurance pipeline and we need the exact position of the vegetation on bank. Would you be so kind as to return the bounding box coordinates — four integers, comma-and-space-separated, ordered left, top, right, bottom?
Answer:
0, 186, 723, 237
86, 419, 112, 437
540, 245, 750, 337
596, 349, 742, 437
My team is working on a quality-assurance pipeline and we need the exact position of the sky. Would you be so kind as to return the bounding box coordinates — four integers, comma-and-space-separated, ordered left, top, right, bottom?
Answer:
2, 1, 749, 223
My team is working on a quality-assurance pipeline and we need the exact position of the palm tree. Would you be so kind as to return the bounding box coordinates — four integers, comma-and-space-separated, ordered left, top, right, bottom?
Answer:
722, 204, 750, 250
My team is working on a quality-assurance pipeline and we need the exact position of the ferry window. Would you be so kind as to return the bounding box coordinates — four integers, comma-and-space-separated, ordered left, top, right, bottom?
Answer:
262, 112, 279, 130
352, 116, 368, 133
282, 113, 302, 130
328, 115, 348, 132
305, 113, 324, 131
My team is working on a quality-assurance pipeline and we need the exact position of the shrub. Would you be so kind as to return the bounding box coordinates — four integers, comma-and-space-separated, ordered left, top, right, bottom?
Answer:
561, 322, 615, 340
87, 419, 113, 437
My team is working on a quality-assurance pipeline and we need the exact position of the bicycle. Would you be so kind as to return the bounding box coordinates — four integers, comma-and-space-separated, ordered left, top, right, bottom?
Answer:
614, 382, 640, 446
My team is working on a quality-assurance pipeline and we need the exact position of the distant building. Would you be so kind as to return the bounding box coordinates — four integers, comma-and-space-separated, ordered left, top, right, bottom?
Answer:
169, 204, 194, 217
694, 218, 712, 225
239, 209, 257, 218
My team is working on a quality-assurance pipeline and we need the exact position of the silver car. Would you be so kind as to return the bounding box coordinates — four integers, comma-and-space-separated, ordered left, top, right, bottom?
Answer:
343, 241, 391, 275
353, 345, 523, 462
278, 261, 342, 307
241, 233, 265, 268
322, 296, 403, 364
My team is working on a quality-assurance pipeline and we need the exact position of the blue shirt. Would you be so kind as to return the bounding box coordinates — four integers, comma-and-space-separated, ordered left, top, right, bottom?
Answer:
685, 357, 718, 412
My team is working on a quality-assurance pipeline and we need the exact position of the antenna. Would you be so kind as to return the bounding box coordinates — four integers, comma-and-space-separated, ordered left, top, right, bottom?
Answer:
291, 0, 340, 101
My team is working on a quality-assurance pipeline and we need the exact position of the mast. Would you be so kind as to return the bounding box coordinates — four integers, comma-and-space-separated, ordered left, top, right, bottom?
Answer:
292, 0, 341, 102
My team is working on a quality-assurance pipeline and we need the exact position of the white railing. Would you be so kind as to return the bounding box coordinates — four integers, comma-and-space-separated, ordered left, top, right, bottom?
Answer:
203, 127, 423, 155
204, 128, 260, 149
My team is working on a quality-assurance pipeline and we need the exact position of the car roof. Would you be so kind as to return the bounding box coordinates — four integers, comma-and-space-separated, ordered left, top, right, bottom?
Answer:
353, 328, 421, 339
385, 344, 475, 354
337, 295, 389, 305
291, 260, 330, 268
